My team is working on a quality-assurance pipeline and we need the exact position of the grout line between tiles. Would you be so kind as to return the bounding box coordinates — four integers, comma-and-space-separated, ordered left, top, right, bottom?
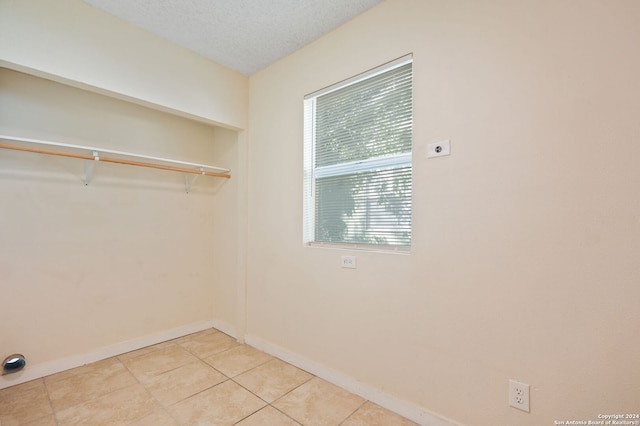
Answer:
337, 399, 368, 426
40, 378, 60, 426
118, 355, 184, 425
118, 352, 221, 404
207, 350, 274, 379
228, 404, 266, 426
45, 361, 138, 416
228, 362, 315, 406
269, 374, 316, 405
165, 377, 234, 408
185, 341, 238, 361
266, 403, 306, 426
132, 370, 182, 425
117, 341, 175, 362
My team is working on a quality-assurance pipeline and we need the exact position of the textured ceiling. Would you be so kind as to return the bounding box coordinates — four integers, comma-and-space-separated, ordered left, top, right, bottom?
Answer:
83, 0, 383, 75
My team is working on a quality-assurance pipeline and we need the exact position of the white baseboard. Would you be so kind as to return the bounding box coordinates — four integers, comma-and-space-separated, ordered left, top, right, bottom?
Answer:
0, 319, 234, 390
244, 334, 458, 426
208, 318, 237, 340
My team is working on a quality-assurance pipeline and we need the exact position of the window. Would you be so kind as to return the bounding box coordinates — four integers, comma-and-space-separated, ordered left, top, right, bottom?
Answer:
304, 56, 413, 251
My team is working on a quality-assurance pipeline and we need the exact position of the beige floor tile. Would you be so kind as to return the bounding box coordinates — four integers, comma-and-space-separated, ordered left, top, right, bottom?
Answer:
0, 380, 53, 426
55, 383, 157, 426
235, 406, 301, 426
46, 358, 137, 412
341, 401, 418, 426
233, 358, 313, 403
2, 332, 414, 426
44, 357, 118, 384
171, 328, 218, 345
121, 344, 198, 382
204, 344, 273, 377
126, 406, 178, 426
177, 330, 240, 359
168, 380, 266, 426
20, 414, 58, 426
118, 340, 175, 362
144, 360, 227, 406
273, 377, 365, 426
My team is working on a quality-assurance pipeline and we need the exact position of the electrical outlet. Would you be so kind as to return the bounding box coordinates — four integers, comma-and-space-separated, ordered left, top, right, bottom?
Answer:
509, 379, 530, 412
341, 256, 356, 269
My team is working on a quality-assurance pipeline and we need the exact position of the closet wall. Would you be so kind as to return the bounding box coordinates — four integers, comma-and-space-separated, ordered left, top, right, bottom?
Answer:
0, 69, 237, 387
0, 0, 247, 389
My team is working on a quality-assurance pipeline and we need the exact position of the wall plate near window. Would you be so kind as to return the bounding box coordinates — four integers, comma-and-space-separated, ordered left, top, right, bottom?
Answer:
427, 140, 450, 158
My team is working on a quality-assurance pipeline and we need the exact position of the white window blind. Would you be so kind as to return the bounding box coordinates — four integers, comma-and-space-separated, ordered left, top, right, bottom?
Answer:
304, 56, 413, 250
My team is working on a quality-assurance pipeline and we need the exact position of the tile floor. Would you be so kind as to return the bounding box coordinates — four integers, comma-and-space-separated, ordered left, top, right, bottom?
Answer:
0, 328, 417, 426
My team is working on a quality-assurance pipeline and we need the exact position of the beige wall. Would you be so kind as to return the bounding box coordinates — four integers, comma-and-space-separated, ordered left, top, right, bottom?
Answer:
0, 0, 248, 129
247, 0, 640, 424
0, 68, 237, 382
2, 0, 639, 423
211, 126, 243, 335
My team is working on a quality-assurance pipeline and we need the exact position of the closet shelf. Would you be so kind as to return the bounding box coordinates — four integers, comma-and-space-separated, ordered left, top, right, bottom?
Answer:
0, 135, 230, 191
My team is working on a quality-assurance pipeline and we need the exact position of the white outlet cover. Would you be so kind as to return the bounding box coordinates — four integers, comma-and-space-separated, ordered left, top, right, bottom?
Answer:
341, 256, 356, 269
427, 140, 451, 158
508, 379, 530, 412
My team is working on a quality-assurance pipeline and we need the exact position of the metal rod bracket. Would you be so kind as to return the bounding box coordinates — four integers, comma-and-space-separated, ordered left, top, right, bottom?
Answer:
185, 173, 200, 193
83, 151, 100, 185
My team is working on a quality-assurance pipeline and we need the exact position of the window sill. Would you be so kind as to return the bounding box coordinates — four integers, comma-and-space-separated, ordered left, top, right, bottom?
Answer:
305, 241, 410, 254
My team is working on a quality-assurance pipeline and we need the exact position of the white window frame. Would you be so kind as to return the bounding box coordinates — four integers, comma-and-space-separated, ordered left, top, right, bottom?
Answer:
303, 55, 413, 252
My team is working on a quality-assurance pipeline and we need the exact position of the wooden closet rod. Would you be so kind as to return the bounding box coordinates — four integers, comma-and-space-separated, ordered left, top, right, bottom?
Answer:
0, 141, 230, 179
